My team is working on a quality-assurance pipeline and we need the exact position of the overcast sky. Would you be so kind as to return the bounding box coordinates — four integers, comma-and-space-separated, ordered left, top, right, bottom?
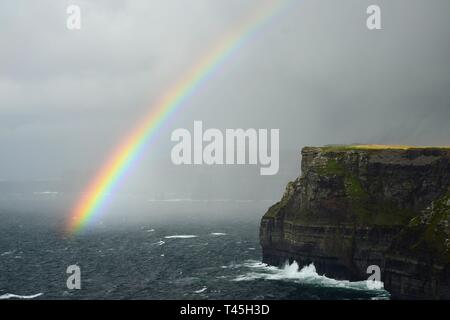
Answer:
0, 0, 449, 198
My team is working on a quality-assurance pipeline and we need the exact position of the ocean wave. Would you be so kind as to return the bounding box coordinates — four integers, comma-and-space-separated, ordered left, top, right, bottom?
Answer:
153, 240, 165, 246
0, 293, 43, 300
164, 235, 198, 239
210, 232, 227, 236
234, 260, 386, 293
194, 287, 207, 294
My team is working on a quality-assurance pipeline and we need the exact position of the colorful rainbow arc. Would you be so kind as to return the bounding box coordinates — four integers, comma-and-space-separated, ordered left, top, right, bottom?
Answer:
67, 0, 294, 234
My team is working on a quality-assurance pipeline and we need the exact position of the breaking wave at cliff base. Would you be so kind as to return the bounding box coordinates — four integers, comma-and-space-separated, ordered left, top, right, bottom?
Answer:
234, 260, 387, 296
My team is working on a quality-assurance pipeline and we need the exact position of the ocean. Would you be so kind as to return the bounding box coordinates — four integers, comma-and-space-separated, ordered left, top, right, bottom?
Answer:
0, 196, 389, 300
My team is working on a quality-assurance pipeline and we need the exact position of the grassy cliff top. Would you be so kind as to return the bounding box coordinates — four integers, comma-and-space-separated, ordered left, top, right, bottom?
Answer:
318, 144, 450, 152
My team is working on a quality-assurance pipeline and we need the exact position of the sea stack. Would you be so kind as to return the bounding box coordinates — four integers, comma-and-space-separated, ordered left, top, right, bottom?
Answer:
260, 145, 450, 299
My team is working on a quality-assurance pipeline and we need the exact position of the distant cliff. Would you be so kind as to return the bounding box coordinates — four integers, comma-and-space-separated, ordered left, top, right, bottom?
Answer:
260, 145, 450, 299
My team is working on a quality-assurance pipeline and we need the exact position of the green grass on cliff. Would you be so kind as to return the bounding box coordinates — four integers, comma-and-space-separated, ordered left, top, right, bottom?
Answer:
344, 176, 366, 199
266, 144, 449, 229
413, 194, 449, 246
320, 144, 450, 152
316, 157, 417, 226
396, 193, 450, 262
317, 159, 345, 176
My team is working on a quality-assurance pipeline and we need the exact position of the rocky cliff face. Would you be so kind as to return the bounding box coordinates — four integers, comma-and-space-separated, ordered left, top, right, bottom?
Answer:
260, 145, 450, 299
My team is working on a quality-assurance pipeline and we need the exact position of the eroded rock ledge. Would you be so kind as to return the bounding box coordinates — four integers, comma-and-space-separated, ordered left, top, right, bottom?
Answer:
260, 145, 450, 299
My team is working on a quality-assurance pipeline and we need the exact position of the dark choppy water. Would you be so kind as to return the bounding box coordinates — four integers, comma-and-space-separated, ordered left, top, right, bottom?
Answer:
0, 209, 389, 300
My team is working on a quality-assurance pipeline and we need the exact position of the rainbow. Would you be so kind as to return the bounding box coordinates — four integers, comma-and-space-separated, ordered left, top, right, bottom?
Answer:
67, 0, 294, 234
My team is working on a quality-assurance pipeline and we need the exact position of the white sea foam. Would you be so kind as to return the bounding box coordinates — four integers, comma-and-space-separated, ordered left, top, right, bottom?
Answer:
234, 260, 387, 294
0, 293, 43, 300
164, 235, 198, 239
210, 232, 227, 236
194, 287, 207, 293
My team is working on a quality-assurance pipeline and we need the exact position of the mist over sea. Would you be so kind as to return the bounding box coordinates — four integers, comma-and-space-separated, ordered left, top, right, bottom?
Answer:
0, 192, 389, 300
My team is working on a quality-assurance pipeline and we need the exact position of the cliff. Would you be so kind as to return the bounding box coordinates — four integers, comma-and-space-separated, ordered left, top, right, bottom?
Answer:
260, 145, 450, 299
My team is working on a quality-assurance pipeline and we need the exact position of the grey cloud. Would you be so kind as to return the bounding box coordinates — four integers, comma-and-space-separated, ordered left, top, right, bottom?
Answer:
0, 0, 449, 198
